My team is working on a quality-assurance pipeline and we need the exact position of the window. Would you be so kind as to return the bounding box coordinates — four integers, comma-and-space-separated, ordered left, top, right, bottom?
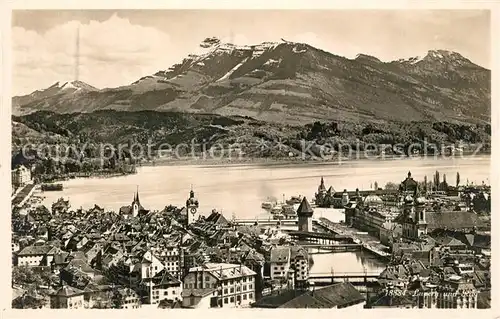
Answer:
243, 294, 247, 300
243, 285, 247, 291
230, 288, 234, 293
164, 291, 168, 295
224, 298, 228, 304
230, 297, 234, 303
205, 276, 210, 281
236, 287, 240, 292
224, 288, 228, 294
249, 293, 253, 299
249, 284, 253, 290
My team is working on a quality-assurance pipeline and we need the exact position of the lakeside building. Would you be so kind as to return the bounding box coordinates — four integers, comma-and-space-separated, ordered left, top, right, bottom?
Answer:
315, 177, 399, 209
344, 189, 399, 239
182, 263, 257, 308
269, 245, 310, 289
12, 165, 32, 189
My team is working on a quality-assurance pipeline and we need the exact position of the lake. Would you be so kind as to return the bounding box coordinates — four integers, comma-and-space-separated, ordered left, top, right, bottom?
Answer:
41, 156, 490, 219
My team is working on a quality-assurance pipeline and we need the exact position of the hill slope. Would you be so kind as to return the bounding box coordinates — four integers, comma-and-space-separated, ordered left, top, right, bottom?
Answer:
12, 110, 491, 167
12, 39, 491, 125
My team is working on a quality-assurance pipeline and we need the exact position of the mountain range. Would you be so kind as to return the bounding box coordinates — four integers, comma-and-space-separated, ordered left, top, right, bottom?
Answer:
12, 38, 491, 125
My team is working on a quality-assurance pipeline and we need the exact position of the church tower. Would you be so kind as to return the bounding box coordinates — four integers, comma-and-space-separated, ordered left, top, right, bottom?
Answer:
132, 186, 141, 218
341, 189, 350, 207
413, 186, 428, 238
315, 177, 327, 206
186, 186, 200, 225
297, 197, 314, 232
318, 177, 327, 194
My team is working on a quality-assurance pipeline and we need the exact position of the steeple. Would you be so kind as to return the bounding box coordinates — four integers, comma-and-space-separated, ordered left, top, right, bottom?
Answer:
134, 185, 140, 203
318, 177, 327, 193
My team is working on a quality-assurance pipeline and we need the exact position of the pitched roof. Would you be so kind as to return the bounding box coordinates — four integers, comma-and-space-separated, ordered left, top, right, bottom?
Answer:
296, 197, 313, 216
426, 211, 481, 230
64, 259, 95, 273
277, 283, 365, 308
189, 263, 256, 280
17, 245, 56, 256
51, 285, 85, 297
205, 211, 229, 225
152, 269, 181, 286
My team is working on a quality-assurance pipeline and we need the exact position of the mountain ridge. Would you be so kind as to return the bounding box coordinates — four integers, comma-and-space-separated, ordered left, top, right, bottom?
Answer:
12, 39, 491, 125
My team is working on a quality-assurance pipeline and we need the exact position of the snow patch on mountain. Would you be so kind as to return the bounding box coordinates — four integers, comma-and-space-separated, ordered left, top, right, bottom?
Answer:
216, 58, 249, 82
292, 47, 307, 54
187, 40, 281, 66
263, 58, 281, 66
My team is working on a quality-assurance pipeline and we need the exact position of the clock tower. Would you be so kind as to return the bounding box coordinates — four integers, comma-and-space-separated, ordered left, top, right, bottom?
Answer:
186, 186, 200, 225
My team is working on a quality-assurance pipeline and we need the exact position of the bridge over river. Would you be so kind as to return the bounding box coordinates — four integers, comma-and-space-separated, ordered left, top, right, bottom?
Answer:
309, 271, 381, 284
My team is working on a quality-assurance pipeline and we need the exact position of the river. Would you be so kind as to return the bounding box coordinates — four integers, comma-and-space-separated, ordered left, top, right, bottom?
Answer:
39, 156, 489, 275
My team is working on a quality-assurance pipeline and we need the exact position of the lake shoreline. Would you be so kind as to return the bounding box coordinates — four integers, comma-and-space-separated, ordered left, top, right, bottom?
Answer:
138, 153, 491, 169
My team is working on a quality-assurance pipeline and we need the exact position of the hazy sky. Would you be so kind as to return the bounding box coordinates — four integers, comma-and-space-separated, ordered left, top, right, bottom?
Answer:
12, 10, 490, 95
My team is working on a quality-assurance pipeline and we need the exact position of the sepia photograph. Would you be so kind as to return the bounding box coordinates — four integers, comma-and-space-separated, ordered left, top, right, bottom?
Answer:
7, 6, 493, 311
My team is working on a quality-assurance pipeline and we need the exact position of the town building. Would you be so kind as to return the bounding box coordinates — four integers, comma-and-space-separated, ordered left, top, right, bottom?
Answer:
147, 269, 183, 305
151, 243, 183, 279
182, 262, 256, 308
269, 245, 309, 289
50, 285, 85, 309
12, 165, 32, 188
269, 246, 291, 282
290, 246, 309, 288
399, 171, 418, 196
16, 244, 61, 267
116, 287, 142, 309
